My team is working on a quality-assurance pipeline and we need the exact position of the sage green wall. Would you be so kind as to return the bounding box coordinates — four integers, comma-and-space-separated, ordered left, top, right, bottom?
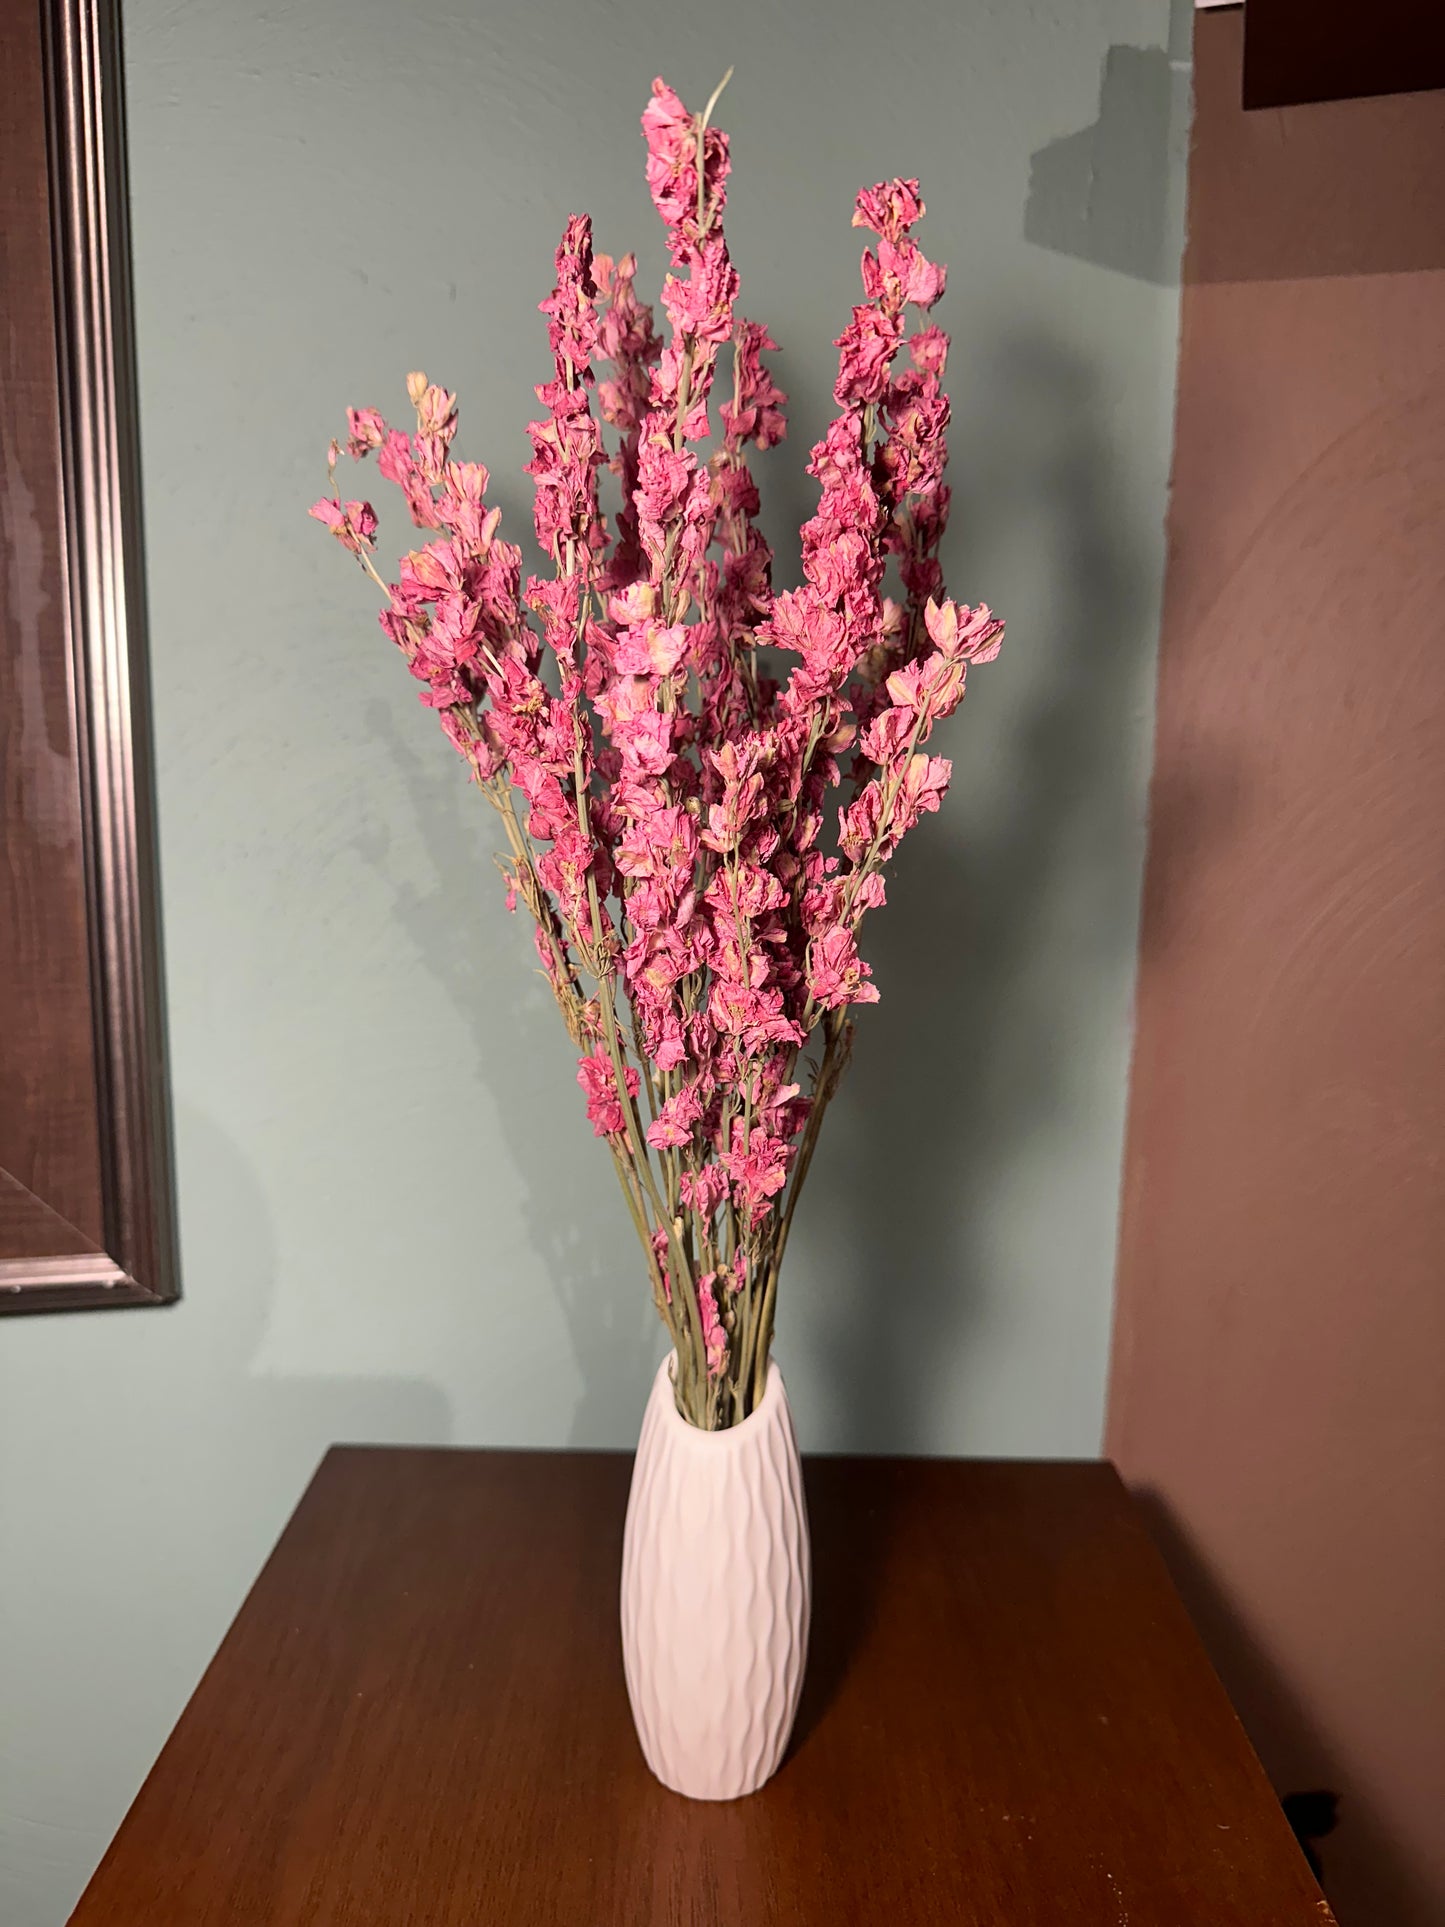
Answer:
0, 2, 1189, 1918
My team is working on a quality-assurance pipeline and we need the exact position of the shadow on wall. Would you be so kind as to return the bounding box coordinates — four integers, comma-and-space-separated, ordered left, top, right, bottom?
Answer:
353, 716, 662, 1446
1138, 1494, 1437, 1925
802, 333, 1162, 1454
175, 1103, 455, 1467
790, 13, 1201, 1454
149, 1102, 454, 1580
1025, 29, 1191, 286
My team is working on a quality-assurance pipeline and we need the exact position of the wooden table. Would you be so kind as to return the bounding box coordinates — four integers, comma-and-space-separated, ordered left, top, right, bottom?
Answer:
70, 1449, 1334, 1924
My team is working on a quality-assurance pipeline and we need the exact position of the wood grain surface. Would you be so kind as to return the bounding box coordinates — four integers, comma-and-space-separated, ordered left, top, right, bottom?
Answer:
70, 1448, 1331, 1925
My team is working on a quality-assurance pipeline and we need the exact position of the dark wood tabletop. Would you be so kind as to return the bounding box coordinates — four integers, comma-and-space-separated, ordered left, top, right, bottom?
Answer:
69, 1448, 1333, 1925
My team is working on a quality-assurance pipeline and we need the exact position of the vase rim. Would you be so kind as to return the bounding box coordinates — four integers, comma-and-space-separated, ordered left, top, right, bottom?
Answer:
658, 1351, 787, 1444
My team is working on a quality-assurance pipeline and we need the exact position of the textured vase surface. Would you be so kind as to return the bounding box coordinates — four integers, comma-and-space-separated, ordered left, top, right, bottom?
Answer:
620, 1354, 811, 1800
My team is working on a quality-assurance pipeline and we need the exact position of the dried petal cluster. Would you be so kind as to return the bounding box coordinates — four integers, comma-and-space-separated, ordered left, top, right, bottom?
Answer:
312, 77, 1002, 1428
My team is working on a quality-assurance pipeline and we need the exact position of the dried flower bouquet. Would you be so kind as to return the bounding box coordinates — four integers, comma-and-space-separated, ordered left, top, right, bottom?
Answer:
312, 74, 1002, 1429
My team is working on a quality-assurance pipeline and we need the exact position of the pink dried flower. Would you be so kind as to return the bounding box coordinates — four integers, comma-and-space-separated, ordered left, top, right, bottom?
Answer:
851, 178, 924, 243
806, 925, 879, 1012
577, 1050, 640, 1138
645, 1080, 705, 1149
925, 596, 1005, 663
697, 1272, 728, 1377
346, 407, 387, 456
680, 1164, 728, 1219
309, 497, 378, 552
833, 306, 904, 405
642, 77, 730, 254
721, 1130, 792, 1221
720, 320, 787, 450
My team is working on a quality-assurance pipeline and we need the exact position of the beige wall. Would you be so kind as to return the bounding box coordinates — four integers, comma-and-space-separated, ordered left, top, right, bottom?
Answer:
1109, 15, 1445, 1926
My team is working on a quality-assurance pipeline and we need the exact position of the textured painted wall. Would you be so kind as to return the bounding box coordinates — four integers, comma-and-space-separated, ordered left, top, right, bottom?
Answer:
1108, 14, 1445, 1927
0, 3, 1187, 1919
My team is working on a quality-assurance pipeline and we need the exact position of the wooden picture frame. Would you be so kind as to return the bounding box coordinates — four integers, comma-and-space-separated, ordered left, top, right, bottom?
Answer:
0, 0, 175, 1312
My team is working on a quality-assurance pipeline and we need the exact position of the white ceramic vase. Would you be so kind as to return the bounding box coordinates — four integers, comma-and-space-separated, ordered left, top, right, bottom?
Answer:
620, 1353, 811, 1800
